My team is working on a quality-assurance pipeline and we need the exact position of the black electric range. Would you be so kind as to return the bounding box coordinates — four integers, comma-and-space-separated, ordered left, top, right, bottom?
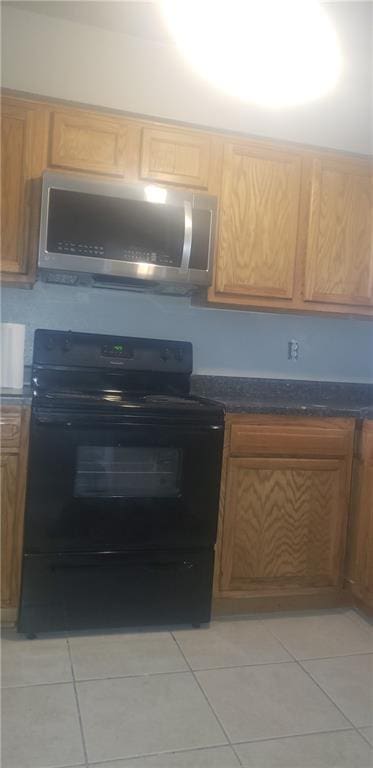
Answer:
18, 330, 225, 635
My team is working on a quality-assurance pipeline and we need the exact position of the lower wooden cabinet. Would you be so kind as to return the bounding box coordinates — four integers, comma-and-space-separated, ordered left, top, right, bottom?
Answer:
0, 406, 30, 622
346, 421, 373, 612
214, 415, 355, 609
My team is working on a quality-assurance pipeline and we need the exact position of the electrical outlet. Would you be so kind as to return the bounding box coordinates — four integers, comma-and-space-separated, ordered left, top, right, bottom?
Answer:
288, 339, 299, 360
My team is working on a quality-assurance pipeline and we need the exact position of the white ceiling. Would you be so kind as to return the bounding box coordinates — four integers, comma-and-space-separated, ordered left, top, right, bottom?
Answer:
4, 1, 171, 41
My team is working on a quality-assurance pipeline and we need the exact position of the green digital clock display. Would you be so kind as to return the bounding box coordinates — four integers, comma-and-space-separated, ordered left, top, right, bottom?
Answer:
102, 343, 132, 358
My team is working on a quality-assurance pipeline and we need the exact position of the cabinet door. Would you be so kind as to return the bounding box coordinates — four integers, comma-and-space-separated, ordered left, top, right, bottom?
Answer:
304, 156, 373, 306
347, 422, 373, 610
140, 126, 210, 189
215, 141, 302, 300
1, 102, 48, 279
50, 110, 134, 176
220, 456, 347, 594
0, 453, 19, 608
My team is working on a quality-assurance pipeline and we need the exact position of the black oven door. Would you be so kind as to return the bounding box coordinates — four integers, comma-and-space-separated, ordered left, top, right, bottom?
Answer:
23, 409, 224, 554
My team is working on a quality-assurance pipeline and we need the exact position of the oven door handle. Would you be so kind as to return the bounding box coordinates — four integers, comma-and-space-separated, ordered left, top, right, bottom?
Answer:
33, 412, 224, 432
51, 559, 195, 572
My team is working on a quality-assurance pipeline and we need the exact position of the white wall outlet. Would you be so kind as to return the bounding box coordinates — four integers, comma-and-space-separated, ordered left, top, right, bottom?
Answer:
288, 339, 299, 360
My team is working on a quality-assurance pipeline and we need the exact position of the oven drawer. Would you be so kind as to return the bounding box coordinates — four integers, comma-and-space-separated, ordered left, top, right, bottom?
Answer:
18, 549, 214, 633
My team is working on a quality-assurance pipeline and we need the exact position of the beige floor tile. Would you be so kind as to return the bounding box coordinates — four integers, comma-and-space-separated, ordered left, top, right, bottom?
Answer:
1, 630, 72, 687
196, 662, 349, 743
173, 619, 291, 669
360, 727, 373, 747
69, 630, 187, 680
77, 672, 226, 763
303, 654, 373, 728
262, 610, 373, 659
235, 729, 373, 767
2, 682, 85, 768
89, 745, 240, 767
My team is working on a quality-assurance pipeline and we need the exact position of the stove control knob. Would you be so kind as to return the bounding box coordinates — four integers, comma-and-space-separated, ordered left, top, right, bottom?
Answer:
45, 337, 55, 351
160, 347, 171, 362
62, 337, 72, 352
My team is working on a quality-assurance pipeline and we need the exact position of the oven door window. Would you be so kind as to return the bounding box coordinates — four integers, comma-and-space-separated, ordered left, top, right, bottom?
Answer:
74, 446, 181, 499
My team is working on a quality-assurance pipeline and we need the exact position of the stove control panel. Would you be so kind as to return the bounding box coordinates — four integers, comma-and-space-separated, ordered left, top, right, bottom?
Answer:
34, 330, 192, 374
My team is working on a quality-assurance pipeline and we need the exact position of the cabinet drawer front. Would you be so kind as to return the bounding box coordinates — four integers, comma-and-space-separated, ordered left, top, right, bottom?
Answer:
50, 111, 129, 176
0, 409, 21, 450
140, 127, 210, 188
230, 420, 352, 457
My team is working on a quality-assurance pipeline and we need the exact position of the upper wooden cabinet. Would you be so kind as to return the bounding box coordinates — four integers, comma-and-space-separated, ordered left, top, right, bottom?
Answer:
214, 141, 302, 301
49, 110, 137, 177
304, 155, 373, 307
1, 100, 49, 284
139, 126, 211, 189
216, 415, 355, 604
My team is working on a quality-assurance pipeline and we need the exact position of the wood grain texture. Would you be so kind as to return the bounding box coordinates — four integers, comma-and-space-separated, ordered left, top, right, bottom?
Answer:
0, 408, 21, 451
215, 141, 302, 299
215, 415, 354, 602
1, 101, 49, 279
50, 110, 131, 176
304, 156, 373, 306
0, 407, 30, 614
220, 457, 347, 592
346, 421, 373, 611
140, 126, 210, 188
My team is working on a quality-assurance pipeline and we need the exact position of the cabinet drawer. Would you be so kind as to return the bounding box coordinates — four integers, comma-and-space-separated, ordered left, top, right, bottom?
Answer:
0, 409, 21, 451
230, 418, 353, 458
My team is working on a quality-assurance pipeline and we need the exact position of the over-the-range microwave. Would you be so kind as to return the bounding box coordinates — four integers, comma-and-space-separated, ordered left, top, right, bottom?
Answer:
38, 171, 217, 295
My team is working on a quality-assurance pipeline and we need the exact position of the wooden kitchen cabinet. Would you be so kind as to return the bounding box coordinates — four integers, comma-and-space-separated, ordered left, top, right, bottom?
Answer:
346, 421, 373, 612
139, 126, 211, 189
214, 415, 355, 611
1, 98, 49, 285
0, 406, 30, 623
49, 108, 139, 178
304, 154, 373, 308
213, 140, 302, 303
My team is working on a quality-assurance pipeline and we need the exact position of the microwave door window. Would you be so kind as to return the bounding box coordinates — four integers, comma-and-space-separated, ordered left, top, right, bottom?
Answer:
74, 446, 181, 499
47, 189, 185, 267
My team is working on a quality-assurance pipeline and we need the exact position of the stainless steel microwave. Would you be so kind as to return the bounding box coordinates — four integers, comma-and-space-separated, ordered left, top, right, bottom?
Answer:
38, 172, 217, 295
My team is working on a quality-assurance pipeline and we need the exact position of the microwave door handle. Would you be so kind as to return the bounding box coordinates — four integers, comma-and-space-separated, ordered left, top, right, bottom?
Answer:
180, 200, 192, 272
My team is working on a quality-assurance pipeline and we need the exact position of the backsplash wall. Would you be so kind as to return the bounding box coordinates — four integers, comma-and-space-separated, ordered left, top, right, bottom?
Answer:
2, 282, 373, 382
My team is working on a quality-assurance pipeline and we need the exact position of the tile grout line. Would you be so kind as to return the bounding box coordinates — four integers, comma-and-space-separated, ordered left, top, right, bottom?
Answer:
357, 728, 373, 749
170, 631, 245, 767
67, 637, 90, 768
255, 618, 371, 746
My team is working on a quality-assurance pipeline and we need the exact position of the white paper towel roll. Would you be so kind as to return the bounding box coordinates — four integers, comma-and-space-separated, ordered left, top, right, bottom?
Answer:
0, 323, 25, 390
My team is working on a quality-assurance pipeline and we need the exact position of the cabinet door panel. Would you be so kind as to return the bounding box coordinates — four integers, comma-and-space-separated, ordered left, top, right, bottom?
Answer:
220, 457, 346, 593
304, 157, 373, 306
1, 100, 49, 282
215, 142, 301, 299
0, 454, 19, 607
140, 127, 210, 189
50, 111, 130, 176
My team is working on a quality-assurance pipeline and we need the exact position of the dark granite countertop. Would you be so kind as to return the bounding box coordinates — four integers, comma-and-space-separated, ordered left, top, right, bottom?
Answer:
1, 376, 372, 419
0, 384, 33, 406
191, 376, 373, 419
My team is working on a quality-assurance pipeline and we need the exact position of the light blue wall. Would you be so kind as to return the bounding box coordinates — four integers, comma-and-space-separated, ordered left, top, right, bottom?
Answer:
2, 282, 372, 382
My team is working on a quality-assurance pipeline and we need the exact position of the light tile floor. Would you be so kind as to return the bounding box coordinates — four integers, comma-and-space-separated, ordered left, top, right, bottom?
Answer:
1, 608, 373, 768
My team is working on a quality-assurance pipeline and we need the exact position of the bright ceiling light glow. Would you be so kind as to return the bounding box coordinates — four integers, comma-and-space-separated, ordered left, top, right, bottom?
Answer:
161, 0, 342, 108
144, 184, 168, 204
